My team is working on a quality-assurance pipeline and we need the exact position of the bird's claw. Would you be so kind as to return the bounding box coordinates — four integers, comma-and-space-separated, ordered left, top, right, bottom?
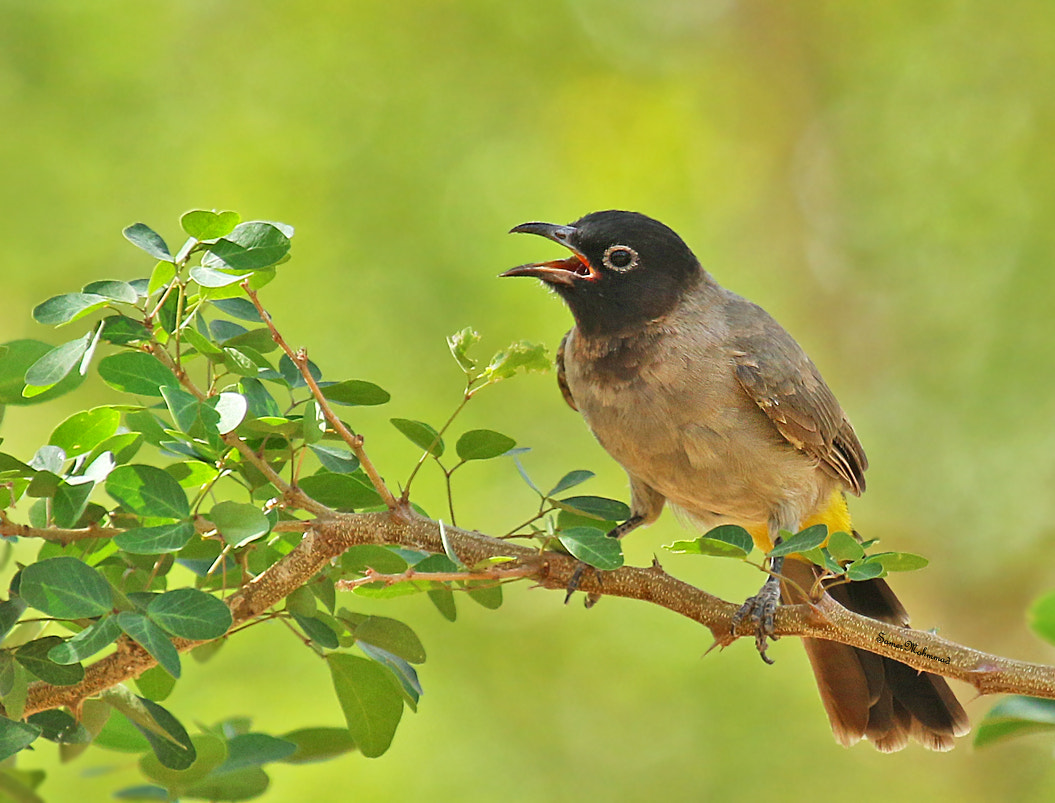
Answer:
731, 575, 782, 664
565, 561, 604, 607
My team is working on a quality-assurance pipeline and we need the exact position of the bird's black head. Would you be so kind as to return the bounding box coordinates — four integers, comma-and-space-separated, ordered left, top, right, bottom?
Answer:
502, 210, 702, 337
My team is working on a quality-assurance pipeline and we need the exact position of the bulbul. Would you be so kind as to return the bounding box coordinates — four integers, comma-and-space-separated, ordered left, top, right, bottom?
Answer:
501, 209, 969, 751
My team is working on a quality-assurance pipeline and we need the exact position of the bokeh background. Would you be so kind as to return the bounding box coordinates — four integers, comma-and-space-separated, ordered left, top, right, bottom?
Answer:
3, 1, 1055, 800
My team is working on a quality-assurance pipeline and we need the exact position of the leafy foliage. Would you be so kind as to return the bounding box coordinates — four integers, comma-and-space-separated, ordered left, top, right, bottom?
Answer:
664, 521, 929, 591
0, 209, 986, 800
0, 210, 596, 799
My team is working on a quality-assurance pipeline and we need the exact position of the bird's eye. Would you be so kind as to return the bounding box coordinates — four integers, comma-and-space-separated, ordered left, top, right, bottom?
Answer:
603, 245, 638, 272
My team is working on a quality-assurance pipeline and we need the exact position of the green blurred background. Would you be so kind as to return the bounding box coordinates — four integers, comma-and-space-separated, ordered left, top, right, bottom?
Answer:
3, 0, 1055, 800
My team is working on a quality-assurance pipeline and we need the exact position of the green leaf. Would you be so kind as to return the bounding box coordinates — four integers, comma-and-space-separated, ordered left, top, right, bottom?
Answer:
123, 223, 173, 261
309, 444, 359, 474
106, 464, 190, 519
975, 696, 1055, 748
136, 663, 177, 702
181, 326, 224, 358
0, 598, 27, 642
546, 470, 595, 497
100, 314, 151, 346
94, 711, 150, 754
209, 501, 271, 548
136, 705, 196, 770
19, 556, 113, 618
183, 767, 270, 800
139, 732, 227, 792
554, 495, 630, 522
299, 471, 382, 510
321, 380, 391, 406
1030, 591, 1055, 647
466, 582, 503, 610
114, 521, 195, 555
285, 586, 317, 618
357, 642, 422, 707
292, 612, 340, 649
483, 340, 550, 382
390, 418, 443, 457
558, 527, 624, 570
826, 531, 864, 564
126, 409, 170, 446
49, 406, 121, 458
189, 265, 246, 288
667, 524, 754, 558
15, 637, 85, 685
48, 616, 122, 664
32, 293, 110, 326
343, 614, 427, 663
800, 546, 844, 574
447, 327, 480, 375
116, 612, 181, 678
160, 385, 212, 436
767, 524, 829, 558
207, 391, 247, 434
327, 653, 403, 758
846, 560, 885, 581
147, 588, 232, 640
180, 209, 241, 241
224, 326, 280, 354
223, 347, 257, 375
0, 339, 86, 405
85, 432, 141, 467
202, 221, 292, 271
862, 551, 930, 573
1, 658, 29, 719
101, 687, 195, 769
279, 727, 356, 764
0, 716, 41, 761
220, 732, 297, 771
455, 429, 516, 461
83, 279, 140, 304
29, 443, 65, 474
52, 479, 96, 528
211, 297, 261, 322
240, 378, 281, 418
23, 332, 92, 389
428, 588, 457, 621
341, 545, 408, 575
148, 260, 177, 295
98, 352, 178, 397
303, 400, 326, 444
28, 708, 91, 744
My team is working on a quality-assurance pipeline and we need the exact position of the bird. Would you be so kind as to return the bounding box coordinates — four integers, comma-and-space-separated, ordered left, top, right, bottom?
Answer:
501, 209, 969, 752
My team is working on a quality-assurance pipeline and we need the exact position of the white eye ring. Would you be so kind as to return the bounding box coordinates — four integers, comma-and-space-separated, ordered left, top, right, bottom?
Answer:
602, 244, 639, 272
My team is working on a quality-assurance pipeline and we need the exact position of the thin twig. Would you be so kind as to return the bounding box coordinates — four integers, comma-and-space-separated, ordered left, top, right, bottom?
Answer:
336, 563, 535, 591
0, 514, 119, 543
241, 282, 399, 511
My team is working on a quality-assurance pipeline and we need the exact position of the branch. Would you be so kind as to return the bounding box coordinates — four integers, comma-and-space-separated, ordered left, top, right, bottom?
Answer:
0, 513, 119, 543
22, 510, 1055, 716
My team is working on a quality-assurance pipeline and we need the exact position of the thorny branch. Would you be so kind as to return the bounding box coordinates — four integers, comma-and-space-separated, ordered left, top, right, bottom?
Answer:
20, 508, 1055, 717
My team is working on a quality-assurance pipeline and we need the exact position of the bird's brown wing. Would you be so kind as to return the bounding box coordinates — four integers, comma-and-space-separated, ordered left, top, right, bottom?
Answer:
556, 330, 578, 411
728, 301, 867, 495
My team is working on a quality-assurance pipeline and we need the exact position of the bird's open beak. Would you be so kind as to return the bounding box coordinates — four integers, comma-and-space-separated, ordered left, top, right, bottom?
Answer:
501, 222, 598, 286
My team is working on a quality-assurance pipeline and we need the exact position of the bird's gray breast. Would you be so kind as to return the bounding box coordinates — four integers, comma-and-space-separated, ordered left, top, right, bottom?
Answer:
562, 308, 827, 528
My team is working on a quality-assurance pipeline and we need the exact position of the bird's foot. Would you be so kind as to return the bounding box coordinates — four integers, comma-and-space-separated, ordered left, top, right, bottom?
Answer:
731, 574, 782, 664
565, 561, 604, 608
